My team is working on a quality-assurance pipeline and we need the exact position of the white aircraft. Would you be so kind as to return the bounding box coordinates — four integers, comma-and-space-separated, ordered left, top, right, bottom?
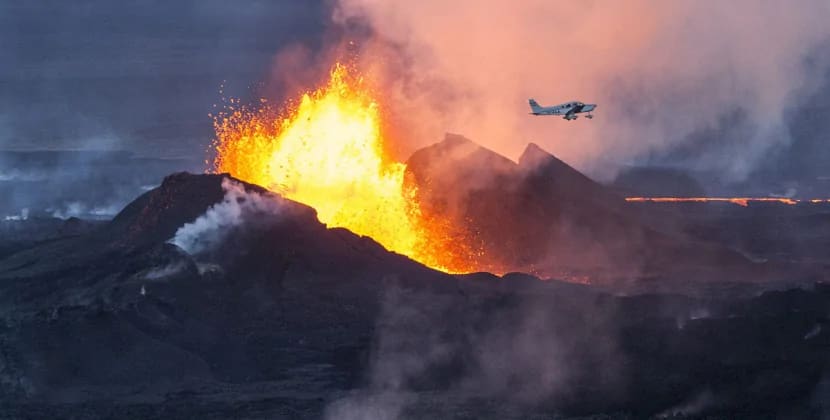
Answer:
528, 99, 597, 120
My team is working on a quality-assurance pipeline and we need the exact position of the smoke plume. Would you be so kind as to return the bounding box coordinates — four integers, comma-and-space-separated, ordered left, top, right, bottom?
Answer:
170, 178, 285, 254
332, 1, 830, 180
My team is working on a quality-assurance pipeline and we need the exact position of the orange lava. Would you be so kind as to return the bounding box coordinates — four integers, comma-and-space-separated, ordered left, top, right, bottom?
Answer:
623, 197, 829, 206
211, 63, 479, 274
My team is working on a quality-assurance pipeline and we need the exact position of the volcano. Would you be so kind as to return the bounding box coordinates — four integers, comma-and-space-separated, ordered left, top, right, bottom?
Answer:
1, 137, 829, 418
205, 63, 808, 288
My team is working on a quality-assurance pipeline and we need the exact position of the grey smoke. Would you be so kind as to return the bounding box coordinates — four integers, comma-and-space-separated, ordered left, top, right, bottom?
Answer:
170, 178, 285, 254
324, 284, 452, 420
325, 282, 624, 419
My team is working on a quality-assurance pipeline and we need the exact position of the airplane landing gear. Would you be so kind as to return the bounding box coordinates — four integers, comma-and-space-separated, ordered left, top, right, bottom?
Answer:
586, 114, 594, 119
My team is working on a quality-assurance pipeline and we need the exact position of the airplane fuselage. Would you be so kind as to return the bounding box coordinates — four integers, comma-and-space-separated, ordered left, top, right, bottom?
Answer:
529, 99, 597, 120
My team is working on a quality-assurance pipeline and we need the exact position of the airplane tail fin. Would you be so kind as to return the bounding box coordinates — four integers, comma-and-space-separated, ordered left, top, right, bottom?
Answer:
528, 99, 543, 113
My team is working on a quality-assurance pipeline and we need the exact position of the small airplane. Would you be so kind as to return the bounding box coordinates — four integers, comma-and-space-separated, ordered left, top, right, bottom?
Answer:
529, 99, 597, 120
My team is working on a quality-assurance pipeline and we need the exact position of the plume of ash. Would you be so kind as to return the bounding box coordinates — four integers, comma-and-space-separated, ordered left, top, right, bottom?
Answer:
170, 178, 285, 254
332, 1, 830, 180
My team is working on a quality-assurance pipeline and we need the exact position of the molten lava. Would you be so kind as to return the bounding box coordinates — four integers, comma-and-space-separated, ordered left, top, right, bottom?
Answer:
625, 197, 805, 206
212, 63, 477, 273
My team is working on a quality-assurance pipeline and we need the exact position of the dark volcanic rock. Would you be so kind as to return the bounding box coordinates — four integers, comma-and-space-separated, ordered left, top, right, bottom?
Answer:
0, 171, 828, 419
107, 172, 273, 247
0, 172, 453, 411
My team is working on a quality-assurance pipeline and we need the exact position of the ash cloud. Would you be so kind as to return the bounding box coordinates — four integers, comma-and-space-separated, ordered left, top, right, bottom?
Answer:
170, 178, 286, 254
333, 1, 830, 181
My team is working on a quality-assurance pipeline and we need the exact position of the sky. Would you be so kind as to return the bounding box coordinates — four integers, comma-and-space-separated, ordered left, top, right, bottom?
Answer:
332, 0, 830, 186
0, 0, 327, 157
2, 0, 829, 190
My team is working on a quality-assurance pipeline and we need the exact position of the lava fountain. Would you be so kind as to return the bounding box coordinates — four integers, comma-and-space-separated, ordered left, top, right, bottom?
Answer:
211, 63, 477, 273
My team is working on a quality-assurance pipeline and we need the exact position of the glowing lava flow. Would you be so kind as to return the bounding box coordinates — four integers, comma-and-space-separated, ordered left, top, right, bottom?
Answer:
623, 197, 824, 206
211, 63, 475, 273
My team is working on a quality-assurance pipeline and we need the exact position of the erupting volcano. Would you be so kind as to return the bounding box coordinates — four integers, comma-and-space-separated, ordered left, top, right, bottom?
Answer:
211, 63, 478, 273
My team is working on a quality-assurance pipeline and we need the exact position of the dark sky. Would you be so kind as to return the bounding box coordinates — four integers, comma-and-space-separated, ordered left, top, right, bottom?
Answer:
0, 0, 327, 157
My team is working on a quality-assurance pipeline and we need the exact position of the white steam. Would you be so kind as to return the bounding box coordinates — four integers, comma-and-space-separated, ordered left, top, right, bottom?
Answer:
333, 1, 830, 180
3, 208, 29, 221
170, 178, 285, 254
49, 202, 122, 220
